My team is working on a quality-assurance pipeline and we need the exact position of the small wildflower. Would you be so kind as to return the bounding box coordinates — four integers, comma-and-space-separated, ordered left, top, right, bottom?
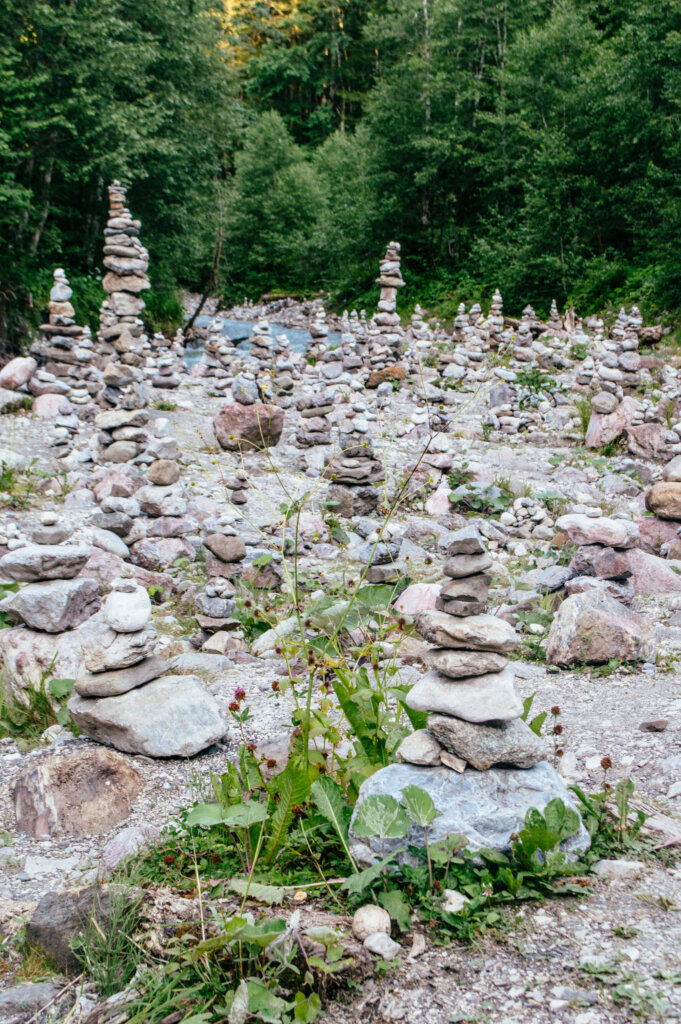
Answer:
551, 705, 561, 716
228, 701, 239, 712
266, 758, 277, 770
247, 743, 256, 753
552, 723, 564, 735
234, 686, 246, 701
271, 679, 280, 691
275, 645, 283, 655
601, 756, 612, 771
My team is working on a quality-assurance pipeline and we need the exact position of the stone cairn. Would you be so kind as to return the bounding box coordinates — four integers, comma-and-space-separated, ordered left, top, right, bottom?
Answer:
147, 330, 184, 390
29, 269, 99, 408
366, 242, 405, 369
339, 312, 363, 373
248, 320, 274, 376
295, 387, 335, 448
327, 413, 385, 517
484, 289, 504, 348
96, 182, 151, 410
397, 526, 546, 772
0, 530, 99, 637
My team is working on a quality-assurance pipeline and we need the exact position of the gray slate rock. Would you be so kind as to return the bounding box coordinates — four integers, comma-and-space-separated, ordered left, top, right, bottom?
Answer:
545, 589, 652, 666
428, 714, 547, 769
1, 578, 100, 632
26, 884, 143, 971
81, 618, 157, 672
0, 544, 91, 582
443, 551, 492, 579
415, 610, 518, 653
0, 982, 59, 1017
349, 761, 590, 865
406, 666, 522, 722
68, 675, 226, 757
444, 524, 486, 555
423, 648, 508, 679
75, 655, 169, 697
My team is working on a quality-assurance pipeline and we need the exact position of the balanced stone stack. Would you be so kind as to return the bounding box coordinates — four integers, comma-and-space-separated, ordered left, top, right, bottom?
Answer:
147, 331, 183, 390
309, 301, 330, 343
348, 525, 589, 861
512, 305, 536, 362
67, 567, 226, 757
93, 406, 151, 465
29, 269, 100, 407
542, 299, 567, 340
295, 387, 335, 448
0, 539, 99, 635
327, 414, 385, 517
96, 182, 151, 410
271, 334, 297, 406
556, 513, 639, 605
366, 242, 405, 368
484, 289, 504, 348
339, 313, 363, 373
248, 320, 274, 374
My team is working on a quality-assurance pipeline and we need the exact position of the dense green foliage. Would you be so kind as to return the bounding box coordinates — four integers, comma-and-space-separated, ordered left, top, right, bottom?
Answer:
3, 0, 681, 349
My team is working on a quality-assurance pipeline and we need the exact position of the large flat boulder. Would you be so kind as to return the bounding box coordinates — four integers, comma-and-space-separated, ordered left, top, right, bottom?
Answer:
0, 544, 91, 581
68, 675, 226, 757
0, 578, 100, 632
545, 589, 652, 665
349, 761, 590, 865
13, 746, 140, 838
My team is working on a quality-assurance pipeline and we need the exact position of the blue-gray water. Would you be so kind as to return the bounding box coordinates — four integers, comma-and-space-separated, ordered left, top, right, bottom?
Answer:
183, 317, 340, 368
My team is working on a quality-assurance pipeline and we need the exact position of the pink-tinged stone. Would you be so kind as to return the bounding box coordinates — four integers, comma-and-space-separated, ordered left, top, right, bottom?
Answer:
298, 511, 330, 542
625, 547, 681, 596
32, 393, 72, 418
393, 582, 441, 615
625, 423, 667, 460
93, 466, 142, 502
129, 537, 195, 572
635, 516, 679, 554
190, 363, 208, 377
213, 402, 284, 451
0, 356, 36, 390
425, 484, 451, 516
585, 396, 638, 449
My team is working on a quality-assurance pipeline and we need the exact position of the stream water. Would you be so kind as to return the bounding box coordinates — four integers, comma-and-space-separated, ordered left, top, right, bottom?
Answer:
183, 316, 340, 369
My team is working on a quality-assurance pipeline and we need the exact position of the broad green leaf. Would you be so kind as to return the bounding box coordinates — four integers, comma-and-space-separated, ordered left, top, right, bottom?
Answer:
264, 765, 311, 865
378, 889, 411, 931
252, 553, 273, 568
185, 802, 227, 827
543, 798, 580, 841
246, 979, 291, 1022
222, 801, 268, 828
235, 918, 288, 947
400, 784, 440, 828
48, 677, 75, 699
306, 954, 353, 974
227, 879, 286, 904
341, 855, 395, 895
310, 777, 354, 867
293, 992, 322, 1022
305, 925, 346, 947
352, 794, 411, 840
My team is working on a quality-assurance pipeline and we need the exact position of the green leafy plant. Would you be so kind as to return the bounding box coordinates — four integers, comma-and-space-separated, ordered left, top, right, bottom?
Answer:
0, 673, 76, 746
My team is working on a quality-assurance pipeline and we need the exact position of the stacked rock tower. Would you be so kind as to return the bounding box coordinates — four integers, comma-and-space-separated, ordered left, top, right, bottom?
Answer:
29, 269, 98, 406
96, 182, 151, 407
400, 526, 545, 769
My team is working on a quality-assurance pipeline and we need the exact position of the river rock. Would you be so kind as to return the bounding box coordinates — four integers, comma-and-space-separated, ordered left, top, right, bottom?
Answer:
663, 456, 681, 482
349, 761, 589, 865
645, 482, 681, 520
148, 459, 180, 485
204, 533, 247, 563
26, 884, 144, 972
423, 648, 508, 679
0, 356, 37, 390
427, 715, 547, 769
135, 484, 187, 517
414, 610, 518, 652
68, 675, 226, 756
213, 401, 284, 451
81, 619, 157, 672
545, 589, 651, 665
103, 584, 152, 632
13, 746, 140, 839
75, 656, 169, 697
0, 544, 91, 581
555, 514, 639, 549
585, 395, 638, 448
445, 524, 486, 555
443, 551, 492, 578
0, 578, 100, 632
396, 729, 442, 766
406, 666, 521, 722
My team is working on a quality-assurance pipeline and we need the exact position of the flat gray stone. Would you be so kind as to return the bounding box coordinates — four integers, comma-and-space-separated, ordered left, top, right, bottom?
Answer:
68, 675, 226, 757
423, 648, 508, 679
415, 610, 518, 652
0, 982, 59, 1016
443, 551, 492, 579
406, 666, 522, 722
0, 544, 91, 581
443, 524, 486, 556
428, 715, 547, 769
349, 761, 590, 864
1, 578, 100, 632
75, 656, 169, 697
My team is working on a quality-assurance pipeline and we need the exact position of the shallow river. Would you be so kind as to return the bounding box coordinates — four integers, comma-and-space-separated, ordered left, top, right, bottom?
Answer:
183, 317, 340, 368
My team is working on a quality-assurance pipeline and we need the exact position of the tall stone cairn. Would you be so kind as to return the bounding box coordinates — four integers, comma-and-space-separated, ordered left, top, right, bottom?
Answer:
96, 182, 151, 409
